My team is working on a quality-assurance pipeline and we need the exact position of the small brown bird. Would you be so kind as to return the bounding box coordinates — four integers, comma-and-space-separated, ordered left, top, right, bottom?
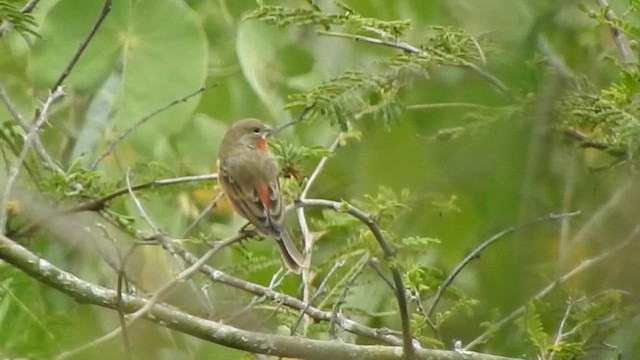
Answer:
217, 118, 305, 273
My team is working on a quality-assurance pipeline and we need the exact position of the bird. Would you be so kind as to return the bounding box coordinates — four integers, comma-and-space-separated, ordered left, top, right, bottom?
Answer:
217, 118, 305, 273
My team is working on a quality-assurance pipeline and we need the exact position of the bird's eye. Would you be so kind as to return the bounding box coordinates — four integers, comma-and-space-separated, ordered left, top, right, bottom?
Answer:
252, 127, 261, 133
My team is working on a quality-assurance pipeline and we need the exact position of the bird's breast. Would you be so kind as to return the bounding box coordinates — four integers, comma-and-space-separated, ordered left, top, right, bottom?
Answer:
223, 150, 278, 185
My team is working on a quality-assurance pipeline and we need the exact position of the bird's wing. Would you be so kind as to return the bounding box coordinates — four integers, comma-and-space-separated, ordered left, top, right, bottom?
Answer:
219, 156, 284, 235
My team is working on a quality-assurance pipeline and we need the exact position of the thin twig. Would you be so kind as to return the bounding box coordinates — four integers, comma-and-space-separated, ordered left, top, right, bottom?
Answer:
547, 300, 574, 360
0, 83, 26, 129
317, 30, 419, 52
594, 0, 634, 63
227, 268, 286, 323
0, 87, 65, 234
50, 0, 112, 92
125, 168, 160, 233
316, 29, 510, 98
131, 235, 244, 319
0, 82, 63, 173
558, 152, 578, 270
181, 191, 224, 238
11, 173, 219, 238
464, 222, 640, 350
367, 257, 396, 292
406, 103, 491, 111
300, 137, 340, 200
91, 84, 218, 169
569, 181, 633, 247
291, 258, 345, 336
297, 198, 415, 357
272, 101, 317, 134
408, 289, 439, 338
313, 252, 364, 311
562, 128, 616, 152
328, 254, 368, 339
426, 211, 580, 318
20, 0, 42, 13
0, 282, 56, 339
73, 173, 219, 214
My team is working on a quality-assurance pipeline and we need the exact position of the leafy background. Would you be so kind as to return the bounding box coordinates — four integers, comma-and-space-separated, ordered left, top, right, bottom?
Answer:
1, 0, 639, 359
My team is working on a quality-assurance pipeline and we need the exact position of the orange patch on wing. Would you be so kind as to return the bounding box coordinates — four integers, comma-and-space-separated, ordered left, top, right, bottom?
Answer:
256, 184, 270, 208
256, 137, 268, 151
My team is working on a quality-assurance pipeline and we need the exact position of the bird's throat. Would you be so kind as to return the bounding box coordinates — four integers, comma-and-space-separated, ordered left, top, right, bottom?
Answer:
256, 137, 268, 151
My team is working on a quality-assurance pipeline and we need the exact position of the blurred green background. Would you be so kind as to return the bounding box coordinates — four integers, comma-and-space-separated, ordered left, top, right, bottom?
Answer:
1, 0, 639, 359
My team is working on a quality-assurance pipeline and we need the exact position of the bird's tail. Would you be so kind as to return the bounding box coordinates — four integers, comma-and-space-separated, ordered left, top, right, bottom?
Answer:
276, 230, 305, 274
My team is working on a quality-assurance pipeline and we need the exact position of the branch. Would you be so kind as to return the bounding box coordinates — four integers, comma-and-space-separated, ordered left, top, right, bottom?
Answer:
225, 268, 286, 323
569, 181, 633, 247
56, 233, 245, 360
75, 173, 218, 213
0, 234, 523, 360
329, 254, 368, 339
0, 82, 63, 173
563, 128, 619, 153
317, 30, 417, 52
426, 210, 581, 318
296, 135, 341, 334
125, 168, 160, 233
297, 198, 415, 358
20, 0, 42, 13
291, 258, 345, 336
0, 87, 65, 234
11, 173, 218, 237
91, 84, 218, 170
547, 299, 575, 360
272, 101, 316, 134
50, 0, 112, 92
315, 30, 510, 98
181, 191, 224, 238
594, 0, 634, 64
464, 222, 640, 350
169, 243, 405, 346
406, 103, 491, 111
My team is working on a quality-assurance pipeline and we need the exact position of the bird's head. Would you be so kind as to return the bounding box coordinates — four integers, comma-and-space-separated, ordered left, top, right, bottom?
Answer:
226, 118, 272, 151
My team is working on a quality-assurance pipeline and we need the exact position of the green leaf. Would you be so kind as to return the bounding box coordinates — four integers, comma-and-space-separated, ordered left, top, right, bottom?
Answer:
517, 302, 549, 354
112, 0, 208, 137
29, 0, 125, 91
236, 20, 288, 123
30, 0, 208, 165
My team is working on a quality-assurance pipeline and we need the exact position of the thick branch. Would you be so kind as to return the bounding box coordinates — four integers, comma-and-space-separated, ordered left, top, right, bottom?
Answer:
0, 234, 521, 360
